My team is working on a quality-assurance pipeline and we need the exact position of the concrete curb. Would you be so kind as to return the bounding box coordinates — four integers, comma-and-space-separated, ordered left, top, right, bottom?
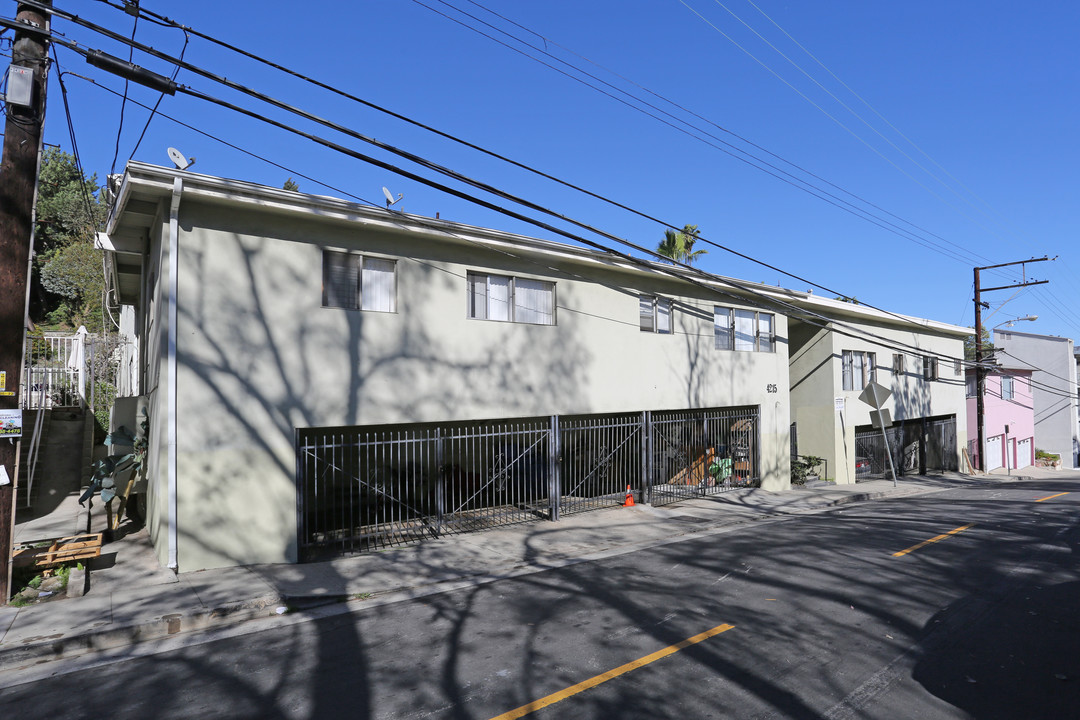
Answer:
0, 594, 283, 672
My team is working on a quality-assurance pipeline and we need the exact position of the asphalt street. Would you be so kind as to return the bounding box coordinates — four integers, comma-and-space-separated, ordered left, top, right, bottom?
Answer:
2, 477, 1078, 719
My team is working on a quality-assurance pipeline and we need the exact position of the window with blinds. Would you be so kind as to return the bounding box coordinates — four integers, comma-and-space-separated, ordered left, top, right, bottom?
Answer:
842, 350, 877, 391
714, 306, 775, 352
639, 295, 672, 334
467, 272, 555, 325
322, 251, 396, 312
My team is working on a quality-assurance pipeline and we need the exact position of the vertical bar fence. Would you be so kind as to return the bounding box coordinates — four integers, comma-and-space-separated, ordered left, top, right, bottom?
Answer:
296, 405, 762, 560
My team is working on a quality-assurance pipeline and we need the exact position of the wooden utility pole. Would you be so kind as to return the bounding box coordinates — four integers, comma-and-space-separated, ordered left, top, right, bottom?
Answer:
972, 257, 1049, 472
0, 1, 50, 604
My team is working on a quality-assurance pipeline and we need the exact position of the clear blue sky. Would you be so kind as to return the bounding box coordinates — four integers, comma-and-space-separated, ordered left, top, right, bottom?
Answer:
29, 0, 1080, 341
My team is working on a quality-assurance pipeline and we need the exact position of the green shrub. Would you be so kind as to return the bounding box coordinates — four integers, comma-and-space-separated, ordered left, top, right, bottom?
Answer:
791, 455, 825, 485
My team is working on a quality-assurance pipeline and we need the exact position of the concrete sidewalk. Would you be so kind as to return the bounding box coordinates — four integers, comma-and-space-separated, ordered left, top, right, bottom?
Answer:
0, 467, 1054, 672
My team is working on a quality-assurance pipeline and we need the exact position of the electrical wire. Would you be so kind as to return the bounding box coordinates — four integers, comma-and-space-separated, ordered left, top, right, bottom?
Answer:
708, 0, 1017, 250
10, 15, 994, 369
124, 26, 187, 164
51, 47, 96, 223
414, 0, 989, 269
678, 0, 1015, 253
741, 0, 1021, 243
89, 0, 972, 276
107, 5, 136, 177
64, 69, 382, 208
48, 1, 992, 339
441, 0, 991, 267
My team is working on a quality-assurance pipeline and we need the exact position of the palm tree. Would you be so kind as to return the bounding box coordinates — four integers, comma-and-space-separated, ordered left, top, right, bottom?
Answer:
657, 224, 707, 265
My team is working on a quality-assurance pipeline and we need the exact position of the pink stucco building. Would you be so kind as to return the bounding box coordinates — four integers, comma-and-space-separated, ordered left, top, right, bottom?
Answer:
966, 367, 1035, 471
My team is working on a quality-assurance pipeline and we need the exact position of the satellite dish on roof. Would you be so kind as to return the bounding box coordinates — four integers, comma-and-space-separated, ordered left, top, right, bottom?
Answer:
382, 186, 403, 208
167, 147, 195, 170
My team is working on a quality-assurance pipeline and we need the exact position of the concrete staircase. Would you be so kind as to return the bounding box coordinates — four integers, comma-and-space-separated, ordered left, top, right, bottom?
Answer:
14, 407, 91, 542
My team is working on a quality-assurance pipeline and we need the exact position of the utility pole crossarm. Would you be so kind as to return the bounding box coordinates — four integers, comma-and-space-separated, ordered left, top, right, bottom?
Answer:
980, 280, 1049, 293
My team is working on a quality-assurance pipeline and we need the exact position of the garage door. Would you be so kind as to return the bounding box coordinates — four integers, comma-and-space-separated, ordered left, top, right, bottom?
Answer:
985, 434, 1003, 471
1016, 438, 1033, 469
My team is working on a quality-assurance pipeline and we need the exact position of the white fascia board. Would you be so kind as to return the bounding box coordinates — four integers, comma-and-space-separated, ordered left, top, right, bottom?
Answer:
782, 291, 972, 339
113, 163, 814, 311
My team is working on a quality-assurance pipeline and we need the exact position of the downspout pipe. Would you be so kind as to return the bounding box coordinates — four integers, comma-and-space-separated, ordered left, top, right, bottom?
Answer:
167, 177, 182, 571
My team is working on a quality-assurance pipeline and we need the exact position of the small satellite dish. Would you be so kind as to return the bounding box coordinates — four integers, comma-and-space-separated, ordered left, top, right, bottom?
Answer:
167, 147, 195, 170
382, 186, 403, 208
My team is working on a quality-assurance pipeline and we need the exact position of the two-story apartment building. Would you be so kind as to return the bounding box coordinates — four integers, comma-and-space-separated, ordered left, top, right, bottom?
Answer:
786, 297, 971, 484
99, 163, 795, 571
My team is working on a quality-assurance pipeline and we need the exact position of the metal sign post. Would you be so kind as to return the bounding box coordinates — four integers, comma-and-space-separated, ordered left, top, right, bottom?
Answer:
859, 381, 898, 487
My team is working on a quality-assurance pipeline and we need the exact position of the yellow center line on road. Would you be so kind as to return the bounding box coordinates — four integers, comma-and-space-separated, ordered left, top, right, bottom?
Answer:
892, 524, 975, 557
487, 623, 735, 720
1036, 492, 1070, 503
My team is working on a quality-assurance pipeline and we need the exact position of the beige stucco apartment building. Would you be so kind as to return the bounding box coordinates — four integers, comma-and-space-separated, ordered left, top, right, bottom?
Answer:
787, 300, 971, 484
100, 163, 796, 571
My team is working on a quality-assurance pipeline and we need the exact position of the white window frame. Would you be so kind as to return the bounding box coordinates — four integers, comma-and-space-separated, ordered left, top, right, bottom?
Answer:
923, 356, 939, 381
1001, 376, 1015, 401
639, 295, 672, 334
467, 272, 555, 325
966, 374, 977, 397
714, 306, 775, 352
842, 350, 877, 391
893, 353, 904, 375
322, 250, 397, 312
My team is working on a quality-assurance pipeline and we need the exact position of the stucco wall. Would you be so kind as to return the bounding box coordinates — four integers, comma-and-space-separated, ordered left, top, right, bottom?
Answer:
789, 318, 968, 484
139, 209, 171, 569
168, 199, 791, 570
995, 332, 1079, 468
965, 372, 1035, 470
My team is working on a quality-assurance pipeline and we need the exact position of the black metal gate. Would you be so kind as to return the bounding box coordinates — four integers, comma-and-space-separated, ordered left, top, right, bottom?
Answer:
297, 406, 761, 560
648, 407, 760, 506
558, 412, 645, 516
854, 415, 958, 480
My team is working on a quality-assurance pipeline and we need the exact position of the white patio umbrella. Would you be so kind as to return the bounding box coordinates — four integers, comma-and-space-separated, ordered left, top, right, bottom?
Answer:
67, 325, 88, 406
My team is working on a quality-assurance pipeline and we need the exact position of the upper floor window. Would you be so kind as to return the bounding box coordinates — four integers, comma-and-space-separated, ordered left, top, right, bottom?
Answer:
842, 350, 876, 391
639, 295, 672, 334
1001, 376, 1015, 400
893, 353, 904, 375
923, 356, 939, 381
714, 307, 775, 352
468, 272, 555, 325
322, 251, 396, 312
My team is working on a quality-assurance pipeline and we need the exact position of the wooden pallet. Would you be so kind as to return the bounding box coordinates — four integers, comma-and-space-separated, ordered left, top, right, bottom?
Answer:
12, 533, 103, 569
668, 447, 716, 485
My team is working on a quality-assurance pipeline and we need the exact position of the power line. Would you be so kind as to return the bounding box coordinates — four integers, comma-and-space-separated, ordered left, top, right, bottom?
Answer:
709, 0, 1018, 249
87, 0, 1000, 277
741, 0, 1022, 244
124, 26, 188, 164
63, 70, 381, 208
414, 0, 986, 268
678, 0, 1017, 254
106, 5, 136, 177
65, 67, 964, 356
50, 47, 96, 221
56, 0, 995, 336
16, 15, 983, 366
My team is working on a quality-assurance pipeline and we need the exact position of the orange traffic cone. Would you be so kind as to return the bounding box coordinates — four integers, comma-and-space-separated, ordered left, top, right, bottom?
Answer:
623, 484, 635, 507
